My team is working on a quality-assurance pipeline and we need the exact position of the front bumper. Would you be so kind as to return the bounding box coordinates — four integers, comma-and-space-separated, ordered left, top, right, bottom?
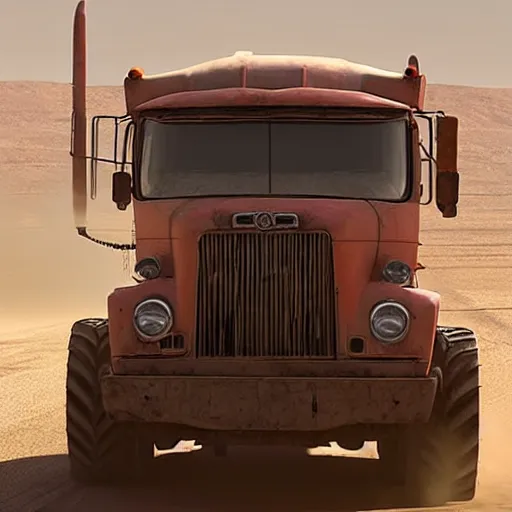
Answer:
101, 374, 438, 431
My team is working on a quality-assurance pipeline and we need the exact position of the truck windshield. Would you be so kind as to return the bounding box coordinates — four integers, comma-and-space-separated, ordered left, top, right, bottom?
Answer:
139, 118, 409, 201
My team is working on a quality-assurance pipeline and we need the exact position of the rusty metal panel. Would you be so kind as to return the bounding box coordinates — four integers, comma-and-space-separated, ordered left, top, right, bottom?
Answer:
195, 231, 336, 358
101, 374, 438, 429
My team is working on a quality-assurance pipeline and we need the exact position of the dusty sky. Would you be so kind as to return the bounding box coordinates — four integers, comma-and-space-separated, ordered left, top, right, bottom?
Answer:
0, 0, 510, 87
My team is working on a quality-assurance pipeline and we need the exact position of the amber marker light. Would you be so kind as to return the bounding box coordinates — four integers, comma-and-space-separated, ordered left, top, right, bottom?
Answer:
404, 65, 419, 78
128, 67, 144, 80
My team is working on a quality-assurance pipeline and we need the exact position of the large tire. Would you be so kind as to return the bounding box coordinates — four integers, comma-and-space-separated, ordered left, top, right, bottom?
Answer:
66, 318, 154, 484
407, 326, 480, 506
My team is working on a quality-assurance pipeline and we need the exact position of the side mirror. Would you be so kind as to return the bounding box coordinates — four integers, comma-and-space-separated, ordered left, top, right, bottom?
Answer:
435, 115, 459, 218
112, 171, 132, 211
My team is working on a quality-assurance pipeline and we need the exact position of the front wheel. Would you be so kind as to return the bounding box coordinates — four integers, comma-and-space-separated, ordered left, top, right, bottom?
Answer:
407, 327, 480, 506
66, 318, 154, 484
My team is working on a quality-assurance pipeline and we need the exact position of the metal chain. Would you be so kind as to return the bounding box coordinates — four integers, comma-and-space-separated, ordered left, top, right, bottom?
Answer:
77, 227, 136, 251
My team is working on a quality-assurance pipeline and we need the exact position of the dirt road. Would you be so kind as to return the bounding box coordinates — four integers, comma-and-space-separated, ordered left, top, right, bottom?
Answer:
1, 82, 512, 511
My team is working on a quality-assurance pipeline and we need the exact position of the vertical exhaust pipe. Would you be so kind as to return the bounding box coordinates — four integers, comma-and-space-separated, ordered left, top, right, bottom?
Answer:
71, 1, 87, 232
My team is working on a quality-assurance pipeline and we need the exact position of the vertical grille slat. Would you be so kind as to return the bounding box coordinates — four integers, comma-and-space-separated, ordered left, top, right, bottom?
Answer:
196, 232, 336, 358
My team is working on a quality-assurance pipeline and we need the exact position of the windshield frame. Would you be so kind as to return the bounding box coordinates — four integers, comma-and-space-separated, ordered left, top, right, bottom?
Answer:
132, 107, 414, 204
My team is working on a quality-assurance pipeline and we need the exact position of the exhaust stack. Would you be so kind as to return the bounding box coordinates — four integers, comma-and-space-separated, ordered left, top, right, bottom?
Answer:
71, 0, 87, 232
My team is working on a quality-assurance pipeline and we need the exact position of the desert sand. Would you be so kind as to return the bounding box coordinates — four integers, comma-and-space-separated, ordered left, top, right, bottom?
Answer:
0, 81, 511, 511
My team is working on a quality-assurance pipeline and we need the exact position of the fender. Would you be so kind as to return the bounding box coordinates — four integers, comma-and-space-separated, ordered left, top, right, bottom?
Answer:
108, 279, 182, 358
348, 282, 440, 361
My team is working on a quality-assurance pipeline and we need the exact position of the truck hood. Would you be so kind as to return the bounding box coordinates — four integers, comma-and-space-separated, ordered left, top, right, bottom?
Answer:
133, 197, 420, 277
166, 197, 381, 242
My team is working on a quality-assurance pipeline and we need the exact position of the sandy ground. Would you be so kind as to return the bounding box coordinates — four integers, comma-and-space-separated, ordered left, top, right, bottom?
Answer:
0, 82, 511, 511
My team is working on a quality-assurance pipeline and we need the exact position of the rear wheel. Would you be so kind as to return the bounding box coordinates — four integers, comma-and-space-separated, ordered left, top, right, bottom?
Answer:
408, 327, 480, 505
66, 318, 154, 484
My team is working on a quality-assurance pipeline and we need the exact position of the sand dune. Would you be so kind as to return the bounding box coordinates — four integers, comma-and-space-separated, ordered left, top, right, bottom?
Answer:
0, 81, 511, 511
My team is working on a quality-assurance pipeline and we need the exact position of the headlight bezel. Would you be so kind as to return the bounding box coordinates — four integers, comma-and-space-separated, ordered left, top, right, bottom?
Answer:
133, 297, 173, 342
369, 300, 411, 344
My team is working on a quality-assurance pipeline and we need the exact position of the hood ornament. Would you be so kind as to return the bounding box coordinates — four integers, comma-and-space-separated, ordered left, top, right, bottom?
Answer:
232, 212, 299, 231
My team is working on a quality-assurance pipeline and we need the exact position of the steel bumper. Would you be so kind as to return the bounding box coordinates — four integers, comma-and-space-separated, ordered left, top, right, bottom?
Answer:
101, 374, 438, 431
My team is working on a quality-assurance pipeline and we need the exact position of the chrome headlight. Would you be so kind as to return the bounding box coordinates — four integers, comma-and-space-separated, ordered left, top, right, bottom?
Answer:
370, 301, 410, 344
133, 298, 173, 341
382, 260, 412, 286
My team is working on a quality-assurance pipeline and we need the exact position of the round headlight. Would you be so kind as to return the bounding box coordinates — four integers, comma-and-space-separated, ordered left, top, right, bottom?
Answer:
134, 257, 161, 281
382, 260, 412, 285
370, 301, 410, 344
133, 298, 173, 341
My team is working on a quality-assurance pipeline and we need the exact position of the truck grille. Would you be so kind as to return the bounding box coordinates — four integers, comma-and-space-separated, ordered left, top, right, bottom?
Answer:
195, 232, 336, 358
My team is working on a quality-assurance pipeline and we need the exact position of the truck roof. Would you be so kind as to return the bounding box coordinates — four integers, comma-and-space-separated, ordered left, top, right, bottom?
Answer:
124, 51, 426, 114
